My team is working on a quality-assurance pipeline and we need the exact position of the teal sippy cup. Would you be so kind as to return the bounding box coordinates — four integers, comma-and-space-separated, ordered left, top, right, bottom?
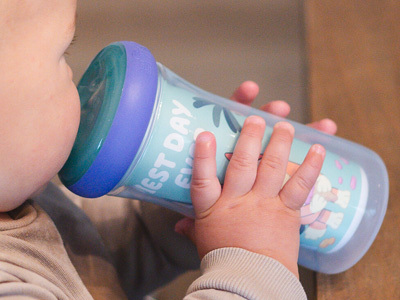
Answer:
59, 41, 389, 274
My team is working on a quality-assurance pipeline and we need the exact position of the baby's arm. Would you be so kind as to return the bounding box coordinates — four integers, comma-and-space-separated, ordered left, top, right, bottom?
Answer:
184, 116, 325, 298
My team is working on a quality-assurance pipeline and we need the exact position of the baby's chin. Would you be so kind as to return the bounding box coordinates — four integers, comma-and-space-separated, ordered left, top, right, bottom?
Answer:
0, 182, 49, 212
30, 183, 49, 199
0, 195, 30, 213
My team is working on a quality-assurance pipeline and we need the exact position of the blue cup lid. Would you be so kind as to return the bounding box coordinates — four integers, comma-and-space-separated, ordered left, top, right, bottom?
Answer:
59, 41, 158, 197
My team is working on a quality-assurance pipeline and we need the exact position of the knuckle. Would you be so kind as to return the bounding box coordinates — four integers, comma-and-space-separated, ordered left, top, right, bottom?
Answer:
191, 177, 214, 191
262, 154, 284, 171
241, 128, 262, 139
229, 150, 256, 171
294, 174, 314, 194
193, 152, 211, 162
275, 131, 293, 144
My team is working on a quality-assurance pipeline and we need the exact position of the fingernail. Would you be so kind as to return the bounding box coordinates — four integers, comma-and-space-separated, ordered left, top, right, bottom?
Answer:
194, 128, 206, 140
245, 115, 266, 125
195, 131, 214, 143
312, 144, 326, 156
274, 121, 295, 134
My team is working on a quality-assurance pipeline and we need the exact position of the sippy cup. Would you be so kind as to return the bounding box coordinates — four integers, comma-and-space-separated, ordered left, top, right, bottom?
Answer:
59, 41, 389, 274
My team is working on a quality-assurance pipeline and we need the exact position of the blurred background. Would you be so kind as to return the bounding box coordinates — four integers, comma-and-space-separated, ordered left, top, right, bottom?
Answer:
67, 0, 308, 123
65, 0, 311, 299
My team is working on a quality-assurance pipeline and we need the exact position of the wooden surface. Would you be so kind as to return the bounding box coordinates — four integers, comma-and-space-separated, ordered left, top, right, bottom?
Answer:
305, 0, 400, 298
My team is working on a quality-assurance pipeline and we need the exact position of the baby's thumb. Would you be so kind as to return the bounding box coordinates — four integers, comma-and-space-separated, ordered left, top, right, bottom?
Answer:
175, 217, 196, 244
191, 132, 222, 217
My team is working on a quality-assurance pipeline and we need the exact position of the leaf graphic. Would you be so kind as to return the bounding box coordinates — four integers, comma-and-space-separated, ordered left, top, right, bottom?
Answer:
212, 105, 222, 127
223, 109, 241, 133
193, 96, 241, 133
192, 97, 209, 108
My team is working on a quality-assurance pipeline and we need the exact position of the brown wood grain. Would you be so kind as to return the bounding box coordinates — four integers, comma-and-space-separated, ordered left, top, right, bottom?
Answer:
305, 0, 400, 298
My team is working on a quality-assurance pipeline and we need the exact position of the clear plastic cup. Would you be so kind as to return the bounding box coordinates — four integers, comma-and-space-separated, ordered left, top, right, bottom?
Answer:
59, 41, 389, 274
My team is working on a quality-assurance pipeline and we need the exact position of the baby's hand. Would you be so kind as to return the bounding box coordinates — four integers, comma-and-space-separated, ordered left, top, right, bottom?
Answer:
188, 116, 325, 277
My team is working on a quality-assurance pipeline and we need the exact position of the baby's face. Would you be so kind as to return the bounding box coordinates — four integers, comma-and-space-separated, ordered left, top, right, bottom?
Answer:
0, 0, 80, 210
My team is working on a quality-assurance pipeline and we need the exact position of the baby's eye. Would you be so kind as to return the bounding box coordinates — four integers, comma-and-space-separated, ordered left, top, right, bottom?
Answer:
64, 34, 78, 56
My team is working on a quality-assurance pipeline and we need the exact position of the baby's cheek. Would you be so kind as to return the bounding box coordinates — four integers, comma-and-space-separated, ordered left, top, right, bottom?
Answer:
63, 86, 80, 151
28, 83, 80, 188
54, 90, 80, 169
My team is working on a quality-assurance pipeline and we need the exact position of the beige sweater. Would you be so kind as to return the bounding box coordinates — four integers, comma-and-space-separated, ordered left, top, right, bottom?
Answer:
0, 183, 306, 299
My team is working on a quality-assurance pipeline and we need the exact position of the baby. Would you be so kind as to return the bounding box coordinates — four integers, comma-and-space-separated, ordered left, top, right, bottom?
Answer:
0, 1, 336, 299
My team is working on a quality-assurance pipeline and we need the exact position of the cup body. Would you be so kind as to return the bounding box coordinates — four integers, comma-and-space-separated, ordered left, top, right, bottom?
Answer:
59, 41, 389, 274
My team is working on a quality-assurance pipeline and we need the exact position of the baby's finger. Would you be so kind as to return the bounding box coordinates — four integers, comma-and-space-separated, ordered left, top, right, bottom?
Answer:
191, 132, 222, 217
280, 144, 326, 210
223, 116, 265, 197
307, 118, 337, 135
253, 122, 294, 197
259, 101, 291, 118
175, 217, 196, 244
230, 81, 259, 106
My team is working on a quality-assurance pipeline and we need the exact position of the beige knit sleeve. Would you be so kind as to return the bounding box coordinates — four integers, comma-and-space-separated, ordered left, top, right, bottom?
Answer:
0, 201, 94, 300
185, 248, 307, 300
